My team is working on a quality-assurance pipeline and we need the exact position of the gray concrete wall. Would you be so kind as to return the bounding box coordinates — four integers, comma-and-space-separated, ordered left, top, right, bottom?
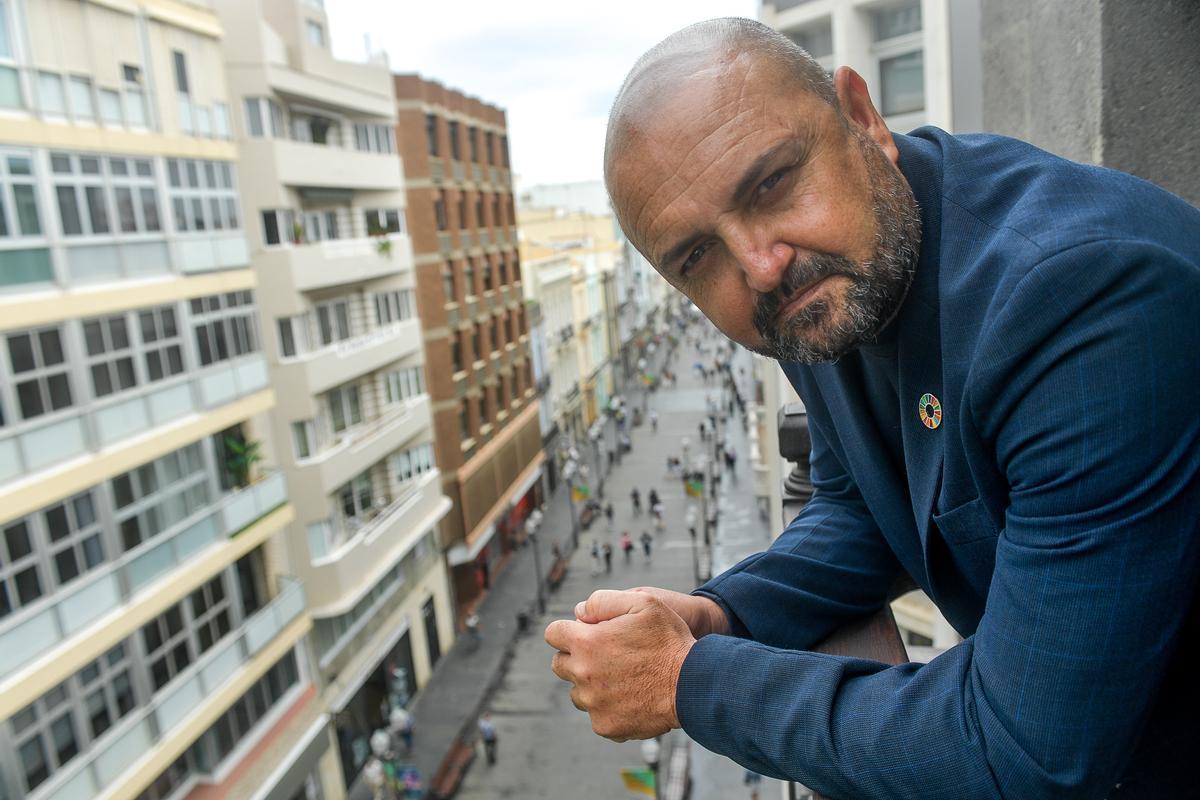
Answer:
1101, 0, 1200, 207
981, 0, 1199, 206
980, 0, 1104, 165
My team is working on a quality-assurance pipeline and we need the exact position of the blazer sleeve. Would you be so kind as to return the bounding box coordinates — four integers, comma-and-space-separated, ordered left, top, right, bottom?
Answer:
692, 375, 901, 652
676, 240, 1200, 799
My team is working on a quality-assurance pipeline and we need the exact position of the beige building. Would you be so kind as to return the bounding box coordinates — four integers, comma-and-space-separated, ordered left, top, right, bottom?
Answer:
0, 2, 310, 799
212, 0, 453, 796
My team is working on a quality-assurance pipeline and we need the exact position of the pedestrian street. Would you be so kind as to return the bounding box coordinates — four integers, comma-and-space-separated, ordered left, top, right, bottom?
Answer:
456, 318, 786, 800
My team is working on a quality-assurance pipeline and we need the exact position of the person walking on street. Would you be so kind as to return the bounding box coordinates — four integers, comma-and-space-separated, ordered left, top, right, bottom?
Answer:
630, 487, 641, 516
464, 613, 480, 648
648, 488, 660, 509
650, 409, 659, 432
604, 501, 614, 529
620, 532, 634, 564
478, 713, 498, 765
641, 531, 653, 561
590, 540, 602, 576
602, 542, 613, 574
389, 705, 413, 754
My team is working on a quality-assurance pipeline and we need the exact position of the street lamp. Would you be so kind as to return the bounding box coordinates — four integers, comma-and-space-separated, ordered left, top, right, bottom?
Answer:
562, 458, 580, 550
526, 510, 546, 614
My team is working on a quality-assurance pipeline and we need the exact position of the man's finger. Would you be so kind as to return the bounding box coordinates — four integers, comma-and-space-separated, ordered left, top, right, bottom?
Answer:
550, 650, 574, 683
575, 589, 648, 623
544, 619, 576, 651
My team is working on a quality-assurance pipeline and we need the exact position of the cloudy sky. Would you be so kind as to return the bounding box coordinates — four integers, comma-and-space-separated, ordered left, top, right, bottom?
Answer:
325, 0, 758, 190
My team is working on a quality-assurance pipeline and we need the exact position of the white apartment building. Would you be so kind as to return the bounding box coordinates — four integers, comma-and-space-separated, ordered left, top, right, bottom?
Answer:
0, 2, 310, 800
211, 0, 453, 795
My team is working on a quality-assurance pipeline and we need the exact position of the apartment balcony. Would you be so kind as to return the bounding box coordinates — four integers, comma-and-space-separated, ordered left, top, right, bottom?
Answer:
0, 356, 271, 495
266, 49, 394, 118
303, 471, 450, 616
36, 577, 309, 800
296, 398, 432, 494
276, 319, 422, 395
0, 471, 290, 684
240, 138, 403, 193
258, 233, 413, 294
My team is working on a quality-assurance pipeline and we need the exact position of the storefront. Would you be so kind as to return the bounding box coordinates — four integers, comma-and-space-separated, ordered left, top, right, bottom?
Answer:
334, 631, 418, 789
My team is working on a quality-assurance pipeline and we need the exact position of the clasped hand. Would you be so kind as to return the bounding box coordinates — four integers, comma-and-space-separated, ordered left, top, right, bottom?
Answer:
544, 587, 724, 741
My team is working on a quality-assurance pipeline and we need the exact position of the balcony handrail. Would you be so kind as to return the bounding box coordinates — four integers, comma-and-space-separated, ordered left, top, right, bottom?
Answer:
312, 470, 441, 566
38, 577, 307, 800
0, 354, 270, 488
0, 472, 288, 680
300, 396, 426, 465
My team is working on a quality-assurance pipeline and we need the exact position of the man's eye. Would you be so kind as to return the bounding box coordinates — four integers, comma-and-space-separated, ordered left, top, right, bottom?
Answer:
681, 243, 708, 274
758, 170, 785, 195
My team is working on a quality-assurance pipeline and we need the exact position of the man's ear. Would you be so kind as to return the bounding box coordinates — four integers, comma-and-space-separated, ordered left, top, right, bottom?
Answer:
833, 66, 899, 166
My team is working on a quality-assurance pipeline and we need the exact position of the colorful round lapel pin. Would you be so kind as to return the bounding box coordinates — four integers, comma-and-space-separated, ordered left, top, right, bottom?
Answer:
918, 393, 942, 430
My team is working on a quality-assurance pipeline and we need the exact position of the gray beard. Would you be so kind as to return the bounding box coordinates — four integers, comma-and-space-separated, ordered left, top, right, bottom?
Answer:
748, 132, 922, 364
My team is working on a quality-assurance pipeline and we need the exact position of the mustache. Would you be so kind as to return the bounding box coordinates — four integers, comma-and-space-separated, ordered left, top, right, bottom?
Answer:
752, 254, 860, 337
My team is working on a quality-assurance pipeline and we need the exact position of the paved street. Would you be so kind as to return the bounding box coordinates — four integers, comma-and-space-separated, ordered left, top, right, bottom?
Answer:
453, 318, 786, 800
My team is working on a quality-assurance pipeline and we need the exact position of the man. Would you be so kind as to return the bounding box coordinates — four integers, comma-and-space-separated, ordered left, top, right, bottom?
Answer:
545, 17, 1200, 800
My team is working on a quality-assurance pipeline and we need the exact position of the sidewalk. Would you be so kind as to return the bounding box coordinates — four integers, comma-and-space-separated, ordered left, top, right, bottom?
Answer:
363, 332, 676, 798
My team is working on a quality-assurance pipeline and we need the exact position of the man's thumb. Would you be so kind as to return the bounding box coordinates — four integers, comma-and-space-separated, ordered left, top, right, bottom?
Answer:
575, 589, 647, 623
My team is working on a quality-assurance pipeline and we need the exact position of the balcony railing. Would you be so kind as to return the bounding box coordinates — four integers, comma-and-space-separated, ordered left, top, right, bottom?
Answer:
0, 355, 269, 486
308, 470, 440, 562
0, 472, 289, 679
40, 576, 306, 800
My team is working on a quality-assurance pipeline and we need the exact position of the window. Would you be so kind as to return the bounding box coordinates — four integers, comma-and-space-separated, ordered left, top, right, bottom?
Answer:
50, 152, 116, 237
138, 305, 184, 382
374, 289, 413, 326
391, 442, 435, 483
121, 63, 147, 127
442, 267, 456, 303
261, 208, 297, 245
872, 1, 924, 117
459, 400, 470, 439
10, 683, 79, 792
451, 337, 462, 372
291, 420, 315, 459
42, 491, 104, 588
463, 261, 475, 296
38, 72, 66, 116
167, 158, 240, 233
302, 209, 339, 243
353, 123, 395, 154
784, 19, 834, 71
78, 645, 136, 740
0, 151, 52, 286
447, 120, 460, 160
327, 382, 362, 433
499, 135, 509, 167
306, 21, 325, 47
98, 89, 122, 126
879, 50, 925, 116
456, 192, 466, 230
491, 194, 501, 229
172, 51, 190, 95
195, 652, 299, 770
315, 299, 351, 346
7, 327, 72, 419
475, 194, 484, 229
0, 1, 20, 109
484, 130, 494, 166
68, 76, 95, 122
82, 314, 137, 398
190, 574, 232, 653
425, 114, 439, 156
244, 97, 287, 138
364, 207, 403, 236
190, 290, 259, 367
338, 471, 375, 522
276, 315, 309, 357
471, 327, 481, 362
497, 254, 508, 285
382, 366, 424, 405
481, 389, 492, 424
467, 126, 478, 162
213, 102, 230, 138
433, 192, 447, 232
481, 258, 492, 291
111, 443, 209, 551
1, 518, 43, 619
141, 602, 194, 691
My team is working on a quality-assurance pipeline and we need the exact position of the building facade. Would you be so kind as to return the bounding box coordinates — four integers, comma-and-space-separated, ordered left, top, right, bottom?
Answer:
392, 75, 542, 619
0, 2, 310, 799
212, 0, 455, 795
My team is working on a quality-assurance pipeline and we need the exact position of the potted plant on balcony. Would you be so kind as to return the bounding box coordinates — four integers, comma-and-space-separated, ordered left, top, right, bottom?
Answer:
368, 222, 394, 258
291, 220, 306, 245
225, 436, 264, 489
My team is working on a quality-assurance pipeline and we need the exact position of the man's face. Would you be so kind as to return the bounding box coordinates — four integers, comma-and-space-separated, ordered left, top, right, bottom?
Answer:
611, 55, 921, 362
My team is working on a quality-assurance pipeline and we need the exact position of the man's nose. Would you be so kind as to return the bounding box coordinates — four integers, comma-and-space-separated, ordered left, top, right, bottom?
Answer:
727, 228, 793, 294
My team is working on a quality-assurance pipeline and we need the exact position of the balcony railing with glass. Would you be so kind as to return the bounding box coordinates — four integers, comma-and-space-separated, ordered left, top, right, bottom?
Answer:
37, 576, 307, 800
307, 470, 441, 562
0, 471, 288, 679
0, 355, 270, 486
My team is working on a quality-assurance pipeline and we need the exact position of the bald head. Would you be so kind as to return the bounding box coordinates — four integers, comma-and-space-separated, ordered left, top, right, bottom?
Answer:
604, 17, 837, 216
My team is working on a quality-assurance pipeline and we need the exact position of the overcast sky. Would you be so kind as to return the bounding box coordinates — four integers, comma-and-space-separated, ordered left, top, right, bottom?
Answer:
325, 0, 758, 191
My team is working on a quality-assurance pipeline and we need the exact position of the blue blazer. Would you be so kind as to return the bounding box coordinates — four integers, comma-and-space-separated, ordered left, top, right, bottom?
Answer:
678, 129, 1200, 799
